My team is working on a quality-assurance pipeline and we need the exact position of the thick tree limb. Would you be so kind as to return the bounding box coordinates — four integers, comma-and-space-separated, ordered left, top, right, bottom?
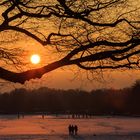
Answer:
77, 62, 138, 70
0, 0, 140, 83
0, 59, 68, 83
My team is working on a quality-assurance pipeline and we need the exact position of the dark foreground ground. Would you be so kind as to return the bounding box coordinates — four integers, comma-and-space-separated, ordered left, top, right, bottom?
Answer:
0, 134, 140, 140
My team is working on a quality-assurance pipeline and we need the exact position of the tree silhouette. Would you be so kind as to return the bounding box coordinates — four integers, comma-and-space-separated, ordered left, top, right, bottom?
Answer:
0, 80, 140, 115
0, 0, 140, 83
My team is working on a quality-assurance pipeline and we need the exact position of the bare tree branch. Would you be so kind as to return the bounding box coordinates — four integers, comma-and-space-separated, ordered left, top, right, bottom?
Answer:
0, 0, 140, 83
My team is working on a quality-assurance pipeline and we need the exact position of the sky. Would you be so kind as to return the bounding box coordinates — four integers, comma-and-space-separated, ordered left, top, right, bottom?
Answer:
0, 37, 140, 93
0, 0, 140, 93
1, 68, 140, 93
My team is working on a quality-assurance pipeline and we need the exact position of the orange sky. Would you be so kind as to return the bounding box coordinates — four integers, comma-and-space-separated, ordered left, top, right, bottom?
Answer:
0, 32, 140, 93
0, 0, 140, 93
1, 67, 140, 93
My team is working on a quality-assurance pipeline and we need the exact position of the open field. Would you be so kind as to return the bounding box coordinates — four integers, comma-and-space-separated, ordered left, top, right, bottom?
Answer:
0, 115, 139, 140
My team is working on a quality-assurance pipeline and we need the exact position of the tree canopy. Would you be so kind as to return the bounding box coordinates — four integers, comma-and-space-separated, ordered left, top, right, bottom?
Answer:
0, 79, 140, 115
0, 0, 140, 83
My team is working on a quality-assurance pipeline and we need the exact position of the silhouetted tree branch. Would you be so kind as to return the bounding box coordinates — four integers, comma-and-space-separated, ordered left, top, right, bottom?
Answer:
0, 0, 140, 83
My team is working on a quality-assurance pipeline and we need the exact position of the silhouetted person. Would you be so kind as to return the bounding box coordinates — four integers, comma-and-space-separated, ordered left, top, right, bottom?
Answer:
42, 114, 45, 119
74, 125, 78, 135
22, 113, 24, 118
71, 125, 74, 135
17, 113, 20, 119
72, 114, 74, 119
68, 124, 72, 135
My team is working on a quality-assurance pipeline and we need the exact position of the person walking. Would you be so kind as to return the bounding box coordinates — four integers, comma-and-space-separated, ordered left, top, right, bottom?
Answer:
74, 125, 78, 135
68, 124, 72, 135
71, 125, 74, 135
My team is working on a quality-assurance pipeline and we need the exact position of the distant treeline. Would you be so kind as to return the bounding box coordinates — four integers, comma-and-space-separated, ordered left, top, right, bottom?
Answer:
0, 80, 140, 116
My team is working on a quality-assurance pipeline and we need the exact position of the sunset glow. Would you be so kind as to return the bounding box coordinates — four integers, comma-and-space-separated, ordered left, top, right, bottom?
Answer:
30, 54, 40, 64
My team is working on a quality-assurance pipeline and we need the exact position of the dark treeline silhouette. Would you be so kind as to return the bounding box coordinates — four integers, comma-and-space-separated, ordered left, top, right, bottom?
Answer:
0, 80, 140, 116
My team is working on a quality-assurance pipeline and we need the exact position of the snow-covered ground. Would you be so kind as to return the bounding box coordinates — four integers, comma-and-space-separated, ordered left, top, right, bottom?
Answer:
0, 115, 139, 140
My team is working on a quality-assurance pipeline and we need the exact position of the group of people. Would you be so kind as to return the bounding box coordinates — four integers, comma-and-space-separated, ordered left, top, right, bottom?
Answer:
68, 124, 78, 135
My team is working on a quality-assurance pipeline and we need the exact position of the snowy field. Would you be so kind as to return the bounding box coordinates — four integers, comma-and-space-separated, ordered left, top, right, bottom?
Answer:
0, 115, 139, 140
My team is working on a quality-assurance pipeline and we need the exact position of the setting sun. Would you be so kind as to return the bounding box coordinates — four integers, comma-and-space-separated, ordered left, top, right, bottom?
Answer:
30, 54, 40, 64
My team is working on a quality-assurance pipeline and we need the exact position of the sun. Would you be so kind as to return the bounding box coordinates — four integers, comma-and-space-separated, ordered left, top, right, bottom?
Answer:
30, 54, 40, 64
